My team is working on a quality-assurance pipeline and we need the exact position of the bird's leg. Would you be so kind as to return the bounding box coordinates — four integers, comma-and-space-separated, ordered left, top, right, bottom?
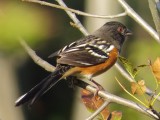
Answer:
89, 79, 104, 97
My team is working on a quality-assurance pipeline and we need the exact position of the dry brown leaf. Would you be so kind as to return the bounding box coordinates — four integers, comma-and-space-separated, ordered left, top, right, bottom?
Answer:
131, 80, 146, 95
151, 57, 160, 84
81, 89, 110, 120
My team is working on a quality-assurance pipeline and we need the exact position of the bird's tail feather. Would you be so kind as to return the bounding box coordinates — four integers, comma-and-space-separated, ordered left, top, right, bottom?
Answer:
15, 67, 68, 106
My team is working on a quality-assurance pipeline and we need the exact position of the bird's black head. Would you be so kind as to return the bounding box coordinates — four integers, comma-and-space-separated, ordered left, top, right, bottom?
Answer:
93, 21, 132, 50
103, 21, 132, 36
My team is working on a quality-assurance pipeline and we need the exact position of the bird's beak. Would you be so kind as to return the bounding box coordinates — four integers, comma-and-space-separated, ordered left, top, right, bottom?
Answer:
125, 29, 132, 36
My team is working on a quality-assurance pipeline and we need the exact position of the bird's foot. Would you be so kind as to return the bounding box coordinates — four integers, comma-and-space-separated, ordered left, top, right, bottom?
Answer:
90, 79, 104, 98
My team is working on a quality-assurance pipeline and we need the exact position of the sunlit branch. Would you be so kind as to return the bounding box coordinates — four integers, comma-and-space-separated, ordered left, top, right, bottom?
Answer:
23, 0, 127, 19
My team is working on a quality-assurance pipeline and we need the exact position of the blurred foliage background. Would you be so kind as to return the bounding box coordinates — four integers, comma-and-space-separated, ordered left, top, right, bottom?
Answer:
0, 0, 160, 120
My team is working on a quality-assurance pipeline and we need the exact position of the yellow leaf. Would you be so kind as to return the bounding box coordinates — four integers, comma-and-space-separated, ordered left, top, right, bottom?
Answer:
131, 80, 146, 95
151, 57, 160, 84
111, 111, 122, 120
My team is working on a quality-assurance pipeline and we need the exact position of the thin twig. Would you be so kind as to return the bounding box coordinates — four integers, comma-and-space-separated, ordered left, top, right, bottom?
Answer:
117, 0, 160, 43
115, 77, 148, 108
56, 0, 89, 35
23, 0, 127, 20
86, 101, 110, 120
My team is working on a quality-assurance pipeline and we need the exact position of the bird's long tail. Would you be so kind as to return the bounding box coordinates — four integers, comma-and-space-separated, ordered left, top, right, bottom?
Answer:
15, 66, 70, 106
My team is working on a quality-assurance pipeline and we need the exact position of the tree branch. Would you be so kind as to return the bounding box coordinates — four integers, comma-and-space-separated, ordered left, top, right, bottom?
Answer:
55, 0, 89, 36
23, 0, 127, 19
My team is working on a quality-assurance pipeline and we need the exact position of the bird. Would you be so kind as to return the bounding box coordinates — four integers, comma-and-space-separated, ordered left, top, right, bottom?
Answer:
15, 21, 132, 106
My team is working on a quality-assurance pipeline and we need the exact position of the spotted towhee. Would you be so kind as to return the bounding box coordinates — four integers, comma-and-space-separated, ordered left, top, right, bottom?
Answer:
15, 21, 132, 106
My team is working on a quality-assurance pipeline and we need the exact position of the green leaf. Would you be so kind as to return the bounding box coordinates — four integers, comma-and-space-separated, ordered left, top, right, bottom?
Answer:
118, 56, 138, 78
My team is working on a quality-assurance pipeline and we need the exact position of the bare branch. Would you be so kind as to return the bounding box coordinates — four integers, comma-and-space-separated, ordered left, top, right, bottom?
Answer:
117, 0, 160, 43
56, 0, 89, 36
23, 0, 127, 20
18, 37, 55, 72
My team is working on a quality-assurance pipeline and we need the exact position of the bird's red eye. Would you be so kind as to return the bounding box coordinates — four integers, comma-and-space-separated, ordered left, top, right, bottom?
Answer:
117, 27, 123, 33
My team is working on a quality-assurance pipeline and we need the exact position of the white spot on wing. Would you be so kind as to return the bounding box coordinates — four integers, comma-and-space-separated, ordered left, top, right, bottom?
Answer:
75, 61, 93, 65
69, 42, 76, 47
65, 48, 79, 53
85, 47, 91, 50
97, 40, 106, 44
76, 44, 86, 48
61, 45, 68, 52
87, 45, 108, 58
105, 45, 115, 52
88, 50, 93, 53
98, 45, 105, 50
90, 52, 107, 58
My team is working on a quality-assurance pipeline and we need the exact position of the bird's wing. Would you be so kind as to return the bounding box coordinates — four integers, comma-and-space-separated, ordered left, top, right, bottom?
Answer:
56, 35, 115, 67
48, 50, 59, 58
48, 35, 99, 58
